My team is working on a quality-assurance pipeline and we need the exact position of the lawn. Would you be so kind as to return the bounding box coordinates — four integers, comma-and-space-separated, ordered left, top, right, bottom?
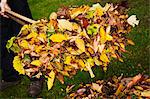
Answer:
0, 0, 149, 98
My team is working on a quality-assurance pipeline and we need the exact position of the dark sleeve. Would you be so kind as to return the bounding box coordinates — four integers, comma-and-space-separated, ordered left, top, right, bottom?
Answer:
7, 0, 32, 19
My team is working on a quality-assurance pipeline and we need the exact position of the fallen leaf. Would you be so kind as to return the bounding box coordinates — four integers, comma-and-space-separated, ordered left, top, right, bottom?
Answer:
86, 62, 95, 78
27, 31, 38, 39
19, 40, 29, 49
141, 90, 150, 98
57, 19, 73, 31
78, 59, 85, 68
64, 56, 72, 64
56, 73, 64, 84
47, 70, 55, 90
127, 74, 142, 88
115, 83, 124, 96
100, 27, 106, 44
127, 39, 135, 45
31, 60, 42, 67
75, 38, 85, 52
6, 37, 16, 50
100, 51, 110, 63
91, 83, 102, 93
13, 56, 25, 75
50, 33, 67, 42
127, 15, 139, 27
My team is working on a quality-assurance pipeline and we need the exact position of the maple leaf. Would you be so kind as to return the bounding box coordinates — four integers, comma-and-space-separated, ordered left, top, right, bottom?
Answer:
127, 15, 139, 27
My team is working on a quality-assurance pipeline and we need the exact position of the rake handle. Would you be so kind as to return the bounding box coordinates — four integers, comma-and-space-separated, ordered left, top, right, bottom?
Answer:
5, 9, 36, 25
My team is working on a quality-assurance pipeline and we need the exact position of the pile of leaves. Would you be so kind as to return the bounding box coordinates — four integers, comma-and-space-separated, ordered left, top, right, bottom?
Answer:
66, 74, 150, 98
7, 3, 139, 90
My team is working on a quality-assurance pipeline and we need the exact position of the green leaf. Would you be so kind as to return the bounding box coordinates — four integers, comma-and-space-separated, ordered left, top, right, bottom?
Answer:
87, 24, 99, 35
6, 37, 16, 51
10, 43, 21, 53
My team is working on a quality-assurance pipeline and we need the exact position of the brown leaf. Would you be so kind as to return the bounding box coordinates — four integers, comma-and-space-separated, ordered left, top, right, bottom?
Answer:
127, 74, 142, 88
91, 83, 102, 93
56, 73, 64, 84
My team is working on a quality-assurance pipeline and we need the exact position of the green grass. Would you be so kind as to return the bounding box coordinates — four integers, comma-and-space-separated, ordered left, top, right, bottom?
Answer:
0, 0, 149, 98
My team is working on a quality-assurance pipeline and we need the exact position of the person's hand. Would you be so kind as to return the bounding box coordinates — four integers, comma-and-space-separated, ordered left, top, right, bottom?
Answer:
0, 0, 11, 18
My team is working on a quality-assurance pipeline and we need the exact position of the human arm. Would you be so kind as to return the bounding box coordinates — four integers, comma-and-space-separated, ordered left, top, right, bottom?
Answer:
0, 0, 11, 18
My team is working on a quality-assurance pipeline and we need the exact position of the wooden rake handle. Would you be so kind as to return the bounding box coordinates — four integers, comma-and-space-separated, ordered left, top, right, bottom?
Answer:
5, 9, 36, 25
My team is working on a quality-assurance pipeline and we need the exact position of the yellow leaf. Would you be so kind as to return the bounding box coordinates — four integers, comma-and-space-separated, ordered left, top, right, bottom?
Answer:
13, 56, 25, 75
78, 59, 85, 68
100, 27, 106, 44
94, 56, 101, 66
75, 38, 85, 52
91, 3, 103, 15
31, 60, 42, 67
111, 53, 117, 58
60, 71, 70, 76
100, 52, 110, 63
50, 33, 67, 42
35, 45, 43, 53
20, 40, 29, 49
95, 8, 103, 16
115, 83, 124, 96
141, 90, 150, 98
70, 5, 90, 18
88, 47, 94, 54
87, 58, 94, 67
120, 43, 125, 49
47, 70, 55, 90
119, 58, 124, 62
27, 32, 38, 39
86, 62, 95, 78
38, 33, 47, 41
106, 34, 113, 41
64, 56, 72, 64
127, 39, 135, 45
64, 65, 73, 71
55, 62, 63, 70
70, 49, 83, 55
21, 25, 30, 31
